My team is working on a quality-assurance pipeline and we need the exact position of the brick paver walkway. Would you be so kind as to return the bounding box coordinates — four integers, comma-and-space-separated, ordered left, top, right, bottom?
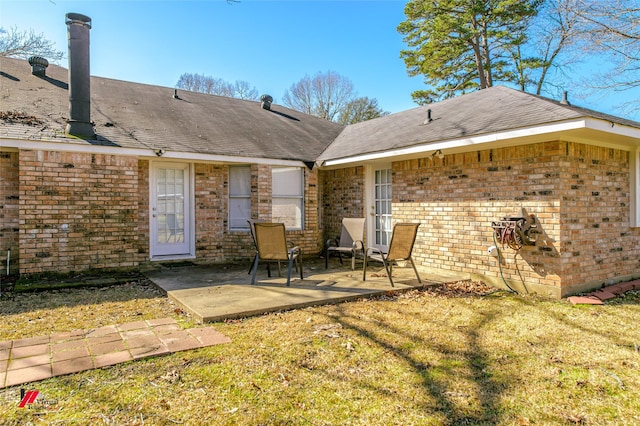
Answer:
0, 318, 231, 388
567, 279, 640, 305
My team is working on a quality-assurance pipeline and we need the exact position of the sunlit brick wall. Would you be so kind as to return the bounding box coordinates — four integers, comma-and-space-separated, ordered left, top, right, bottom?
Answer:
18, 150, 139, 275
392, 141, 639, 297
556, 143, 639, 292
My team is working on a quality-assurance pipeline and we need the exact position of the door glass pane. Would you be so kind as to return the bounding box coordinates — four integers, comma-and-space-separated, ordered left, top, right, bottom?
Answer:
374, 169, 392, 247
157, 168, 185, 244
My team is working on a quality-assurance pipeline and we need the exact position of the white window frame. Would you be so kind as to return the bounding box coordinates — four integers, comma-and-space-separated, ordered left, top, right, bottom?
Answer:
272, 166, 304, 230
229, 165, 251, 231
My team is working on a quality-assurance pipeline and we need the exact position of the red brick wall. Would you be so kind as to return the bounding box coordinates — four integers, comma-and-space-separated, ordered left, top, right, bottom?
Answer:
320, 166, 365, 243
191, 163, 324, 263
194, 163, 229, 260
0, 151, 19, 274
137, 160, 150, 262
18, 150, 139, 275
391, 141, 639, 297
557, 143, 639, 291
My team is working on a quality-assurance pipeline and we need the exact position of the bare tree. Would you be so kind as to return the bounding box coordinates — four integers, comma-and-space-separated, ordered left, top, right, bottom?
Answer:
511, 0, 585, 96
575, 0, 640, 91
337, 97, 389, 125
0, 26, 64, 61
176, 73, 258, 100
233, 80, 259, 100
282, 71, 356, 121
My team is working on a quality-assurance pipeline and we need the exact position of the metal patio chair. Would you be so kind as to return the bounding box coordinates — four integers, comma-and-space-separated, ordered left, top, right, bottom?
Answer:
247, 219, 264, 275
251, 222, 303, 286
362, 222, 422, 287
325, 218, 365, 270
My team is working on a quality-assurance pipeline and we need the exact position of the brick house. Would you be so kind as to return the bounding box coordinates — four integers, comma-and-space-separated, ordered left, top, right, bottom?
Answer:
1, 15, 639, 298
318, 87, 640, 297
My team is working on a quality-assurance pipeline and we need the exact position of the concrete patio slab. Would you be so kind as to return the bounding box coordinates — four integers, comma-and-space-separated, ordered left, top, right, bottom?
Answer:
144, 259, 446, 323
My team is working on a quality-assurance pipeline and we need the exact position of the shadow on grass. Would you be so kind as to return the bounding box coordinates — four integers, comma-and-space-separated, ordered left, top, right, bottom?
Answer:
315, 300, 507, 424
0, 278, 166, 316
309, 289, 640, 424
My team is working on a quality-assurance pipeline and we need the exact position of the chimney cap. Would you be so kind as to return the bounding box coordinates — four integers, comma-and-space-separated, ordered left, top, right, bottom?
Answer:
260, 94, 273, 110
65, 13, 92, 28
28, 56, 49, 76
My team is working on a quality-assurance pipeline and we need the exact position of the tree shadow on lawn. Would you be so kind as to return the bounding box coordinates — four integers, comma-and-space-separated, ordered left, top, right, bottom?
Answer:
0, 278, 170, 317
317, 300, 507, 425
313, 291, 640, 424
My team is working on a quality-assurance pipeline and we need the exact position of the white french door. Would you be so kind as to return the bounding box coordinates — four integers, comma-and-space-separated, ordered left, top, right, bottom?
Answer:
150, 162, 193, 258
366, 164, 393, 252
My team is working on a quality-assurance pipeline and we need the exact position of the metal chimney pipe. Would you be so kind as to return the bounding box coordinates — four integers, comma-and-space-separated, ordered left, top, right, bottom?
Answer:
65, 13, 95, 139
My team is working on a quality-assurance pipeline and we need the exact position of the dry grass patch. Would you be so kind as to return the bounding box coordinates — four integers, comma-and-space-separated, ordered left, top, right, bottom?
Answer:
1, 280, 639, 425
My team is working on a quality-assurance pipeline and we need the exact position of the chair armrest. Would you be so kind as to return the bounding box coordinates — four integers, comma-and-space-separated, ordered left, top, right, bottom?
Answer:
365, 247, 385, 257
288, 246, 301, 257
353, 240, 364, 251
325, 238, 339, 248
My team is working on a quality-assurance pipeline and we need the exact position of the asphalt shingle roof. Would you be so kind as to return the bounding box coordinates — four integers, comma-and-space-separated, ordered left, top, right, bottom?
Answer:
317, 85, 640, 163
2, 56, 638, 166
0, 57, 344, 163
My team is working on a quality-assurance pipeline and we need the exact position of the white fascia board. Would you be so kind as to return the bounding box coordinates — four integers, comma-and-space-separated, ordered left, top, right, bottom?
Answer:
322, 118, 640, 167
0, 138, 147, 156
0, 138, 306, 167
583, 117, 640, 142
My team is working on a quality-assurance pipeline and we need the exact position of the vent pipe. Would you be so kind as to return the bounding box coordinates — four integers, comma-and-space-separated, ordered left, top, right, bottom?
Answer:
65, 13, 95, 139
260, 94, 273, 110
28, 56, 49, 77
560, 91, 570, 106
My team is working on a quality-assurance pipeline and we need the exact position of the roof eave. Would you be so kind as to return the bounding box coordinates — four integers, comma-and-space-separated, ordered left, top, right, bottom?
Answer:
320, 117, 640, 168
0, 138, 310, 167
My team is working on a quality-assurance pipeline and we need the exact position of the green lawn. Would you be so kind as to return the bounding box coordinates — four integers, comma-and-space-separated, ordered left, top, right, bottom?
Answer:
1, 280, 639, 425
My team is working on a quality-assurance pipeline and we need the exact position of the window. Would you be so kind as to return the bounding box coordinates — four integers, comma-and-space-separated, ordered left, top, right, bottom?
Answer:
229, 166, 251, 230
272, 166, 304, 229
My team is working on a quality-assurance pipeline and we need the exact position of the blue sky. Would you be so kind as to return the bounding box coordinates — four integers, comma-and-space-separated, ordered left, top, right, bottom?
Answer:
1, 0, 638, 119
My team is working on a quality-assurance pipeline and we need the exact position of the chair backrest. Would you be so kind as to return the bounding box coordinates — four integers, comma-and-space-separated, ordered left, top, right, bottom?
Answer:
254, 222, 289, 261
247, 219, 265, 249
339, 218, 365, 248
386, 223, 420, 261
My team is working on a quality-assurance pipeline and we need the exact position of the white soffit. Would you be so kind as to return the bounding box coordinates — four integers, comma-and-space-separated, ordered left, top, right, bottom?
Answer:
322, 118, 640, 167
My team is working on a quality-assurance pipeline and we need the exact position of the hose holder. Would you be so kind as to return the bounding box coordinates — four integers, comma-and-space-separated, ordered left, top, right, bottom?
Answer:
491, 214, 538, 250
